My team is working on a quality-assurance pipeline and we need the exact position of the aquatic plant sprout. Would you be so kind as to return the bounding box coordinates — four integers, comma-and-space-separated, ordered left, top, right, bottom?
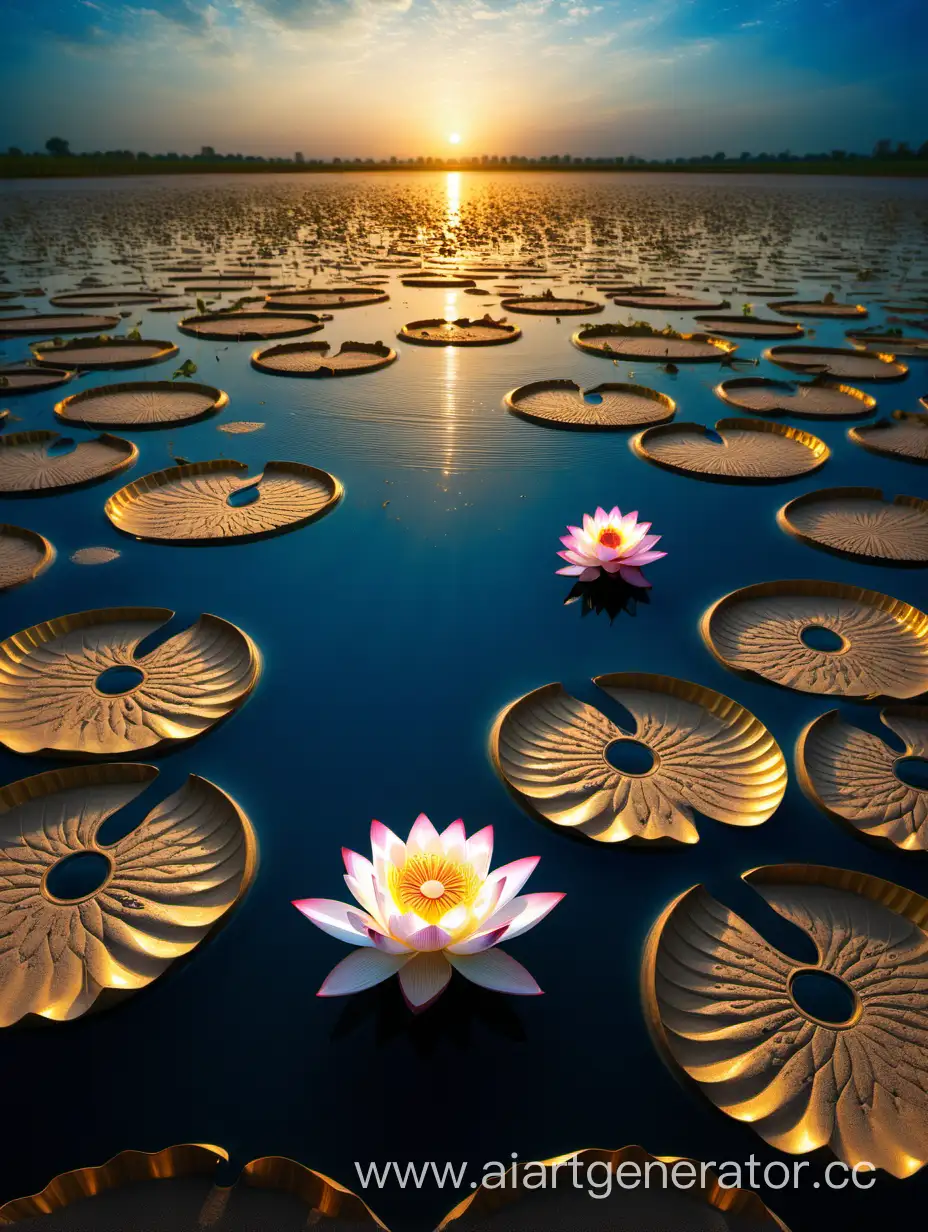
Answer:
556, 507, 666, 588
293, 815, 563, 1011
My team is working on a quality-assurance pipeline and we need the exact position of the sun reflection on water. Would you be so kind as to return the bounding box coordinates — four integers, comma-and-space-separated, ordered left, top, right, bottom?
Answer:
446, 171, 461, 229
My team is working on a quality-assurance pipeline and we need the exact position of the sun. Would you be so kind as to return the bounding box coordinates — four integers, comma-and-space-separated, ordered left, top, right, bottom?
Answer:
448, 132, 461, 145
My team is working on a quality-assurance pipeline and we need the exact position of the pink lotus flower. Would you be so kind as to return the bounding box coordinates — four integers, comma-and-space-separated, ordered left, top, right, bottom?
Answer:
556, 506, 666, 588
293, 815, 564, 1012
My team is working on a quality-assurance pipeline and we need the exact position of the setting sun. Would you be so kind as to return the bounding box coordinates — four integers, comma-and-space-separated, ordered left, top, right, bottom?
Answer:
448, 132, 461, 145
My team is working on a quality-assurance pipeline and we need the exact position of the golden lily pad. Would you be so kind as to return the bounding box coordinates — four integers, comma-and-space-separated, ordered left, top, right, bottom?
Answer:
694, 314, 804, 339
0, 313, 120, 338
715, 377, 875, 418
400, 275, 476, 288
0, 607, 259, 756
798, 707, 928, 851
643, 864, 928, 1176
504, 379, 675, 430
768, 298, 868, 318
778, 488, 928, 563
0, 764, 255, 1026
49, 291, 163, 308
0, 1144, 385, 1227
612, 293, 729, 310
265, 287, 388, 309
251, 339, 397, 376
177, 312, 322, 341
702, 579, 928, 699
499, 295, 604, 315
632, 417, 828, 482
55, 381, 228, 428
0, 366, 75, 395
105, 459, 342, 543
765, 345, 907, 382
491, 673, 786, 844
846, 333, 928, 359
572, 326, 736, 362
0, 524, 54, 590
849, 410, 928, 463
0, 430, 137, 494
31, 338, 179, 370
398, 317, 521, 346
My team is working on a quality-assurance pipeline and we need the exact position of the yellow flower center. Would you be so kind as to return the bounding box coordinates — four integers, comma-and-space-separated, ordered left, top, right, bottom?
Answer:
598, 526, 625, 550
389, 854, 480, 924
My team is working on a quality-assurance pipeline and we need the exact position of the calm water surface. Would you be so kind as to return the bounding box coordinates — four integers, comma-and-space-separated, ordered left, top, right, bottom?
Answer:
1, 173, 927, 1231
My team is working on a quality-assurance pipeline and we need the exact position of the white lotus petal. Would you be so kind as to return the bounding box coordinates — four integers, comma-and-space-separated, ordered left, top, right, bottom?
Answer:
317, 948, 410, 997
448, 948, 542, 995
398, 952, 451, 1011
292, 898, 375, 946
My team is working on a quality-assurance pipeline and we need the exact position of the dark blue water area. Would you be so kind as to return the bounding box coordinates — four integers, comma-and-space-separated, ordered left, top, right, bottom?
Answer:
1, 180, 927, 1232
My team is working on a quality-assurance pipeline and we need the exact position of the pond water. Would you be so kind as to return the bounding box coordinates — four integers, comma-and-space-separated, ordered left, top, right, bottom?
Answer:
1, 172, 927, 1231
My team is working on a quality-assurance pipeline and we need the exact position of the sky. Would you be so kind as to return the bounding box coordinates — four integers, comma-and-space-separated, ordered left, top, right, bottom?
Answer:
2, 0, 925, 159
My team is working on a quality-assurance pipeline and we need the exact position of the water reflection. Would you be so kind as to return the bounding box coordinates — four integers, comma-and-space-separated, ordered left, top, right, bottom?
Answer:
564, 575, 652, 621
445, 171, 461, 229
442, 337, 458, 475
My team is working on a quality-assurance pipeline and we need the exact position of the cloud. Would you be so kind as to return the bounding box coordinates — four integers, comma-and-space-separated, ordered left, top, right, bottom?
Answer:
128, 1, 213, 33
241, 0, 413, 29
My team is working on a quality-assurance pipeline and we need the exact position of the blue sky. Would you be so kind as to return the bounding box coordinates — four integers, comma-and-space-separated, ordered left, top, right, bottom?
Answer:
2, 0, 925, 158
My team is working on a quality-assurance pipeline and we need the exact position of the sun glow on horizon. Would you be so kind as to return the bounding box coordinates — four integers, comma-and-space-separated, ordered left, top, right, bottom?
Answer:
448, 132, 461, 145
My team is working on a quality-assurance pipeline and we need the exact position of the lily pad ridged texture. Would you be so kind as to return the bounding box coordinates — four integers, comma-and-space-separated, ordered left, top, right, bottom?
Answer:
632, 418, 829, 482
490, 674, 786, 844
55, 381, 228, 428
702, 580, 928, 699
177, 312, 323, 341
0, 313, 121, 338
499, 295, 604, 314
765, 345, 907, 382
0, 431, 137, 495
572, 326, 735, 362
694, 314, 803, 339
31, 338, 179, 370
0, 608, 259, 757
398, 318, 521, 346
250, 340, 397, 377
0, 524, 55, 591
504, 380, 675, 430
0, 764, 256, 1026
714, 377, 875, 418
265, 286, 388, 309
643, 865, 928, 1177
797, 708, 928, 851
0, 366, 75, 395
105, 460, 342, 544
777, 488, 928, 563
849, 411, 928, 463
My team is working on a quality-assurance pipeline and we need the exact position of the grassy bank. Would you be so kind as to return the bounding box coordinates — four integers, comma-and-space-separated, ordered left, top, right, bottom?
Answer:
3, 155, 928, 179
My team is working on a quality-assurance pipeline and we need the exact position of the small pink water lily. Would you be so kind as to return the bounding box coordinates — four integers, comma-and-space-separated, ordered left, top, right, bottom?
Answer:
556, 506, 666, 588
293, 815, 564, 1012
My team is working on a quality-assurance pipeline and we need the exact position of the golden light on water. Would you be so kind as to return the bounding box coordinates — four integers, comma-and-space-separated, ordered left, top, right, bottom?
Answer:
446, 171, 461, 228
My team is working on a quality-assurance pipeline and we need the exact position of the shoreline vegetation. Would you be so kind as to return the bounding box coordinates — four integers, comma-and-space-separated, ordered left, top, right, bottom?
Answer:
3, 138, 928, 179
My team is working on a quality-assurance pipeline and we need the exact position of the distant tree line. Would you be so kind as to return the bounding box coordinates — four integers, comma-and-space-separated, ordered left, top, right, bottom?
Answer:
1, 136, 924, 174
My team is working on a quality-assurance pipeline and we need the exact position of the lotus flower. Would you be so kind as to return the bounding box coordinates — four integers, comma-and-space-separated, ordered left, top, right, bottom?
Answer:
556, 506, 666, 588
293, 815, 563, 1012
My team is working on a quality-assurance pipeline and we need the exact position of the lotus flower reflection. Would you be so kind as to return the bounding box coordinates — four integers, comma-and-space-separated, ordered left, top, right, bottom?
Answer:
557, 507, 666, 588
294, 815, 564, 1012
